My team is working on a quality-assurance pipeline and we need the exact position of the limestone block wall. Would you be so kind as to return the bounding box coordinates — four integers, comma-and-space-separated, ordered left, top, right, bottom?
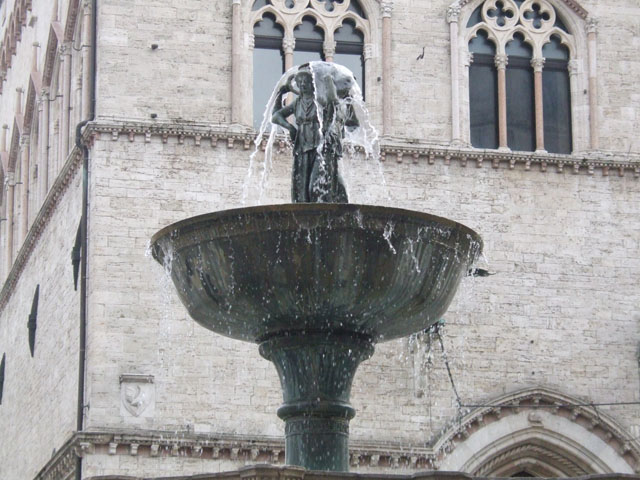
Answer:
97, 0, 234, 124
0, 164, 82, 480
80, 124, 640, 477
93, 0, 640, 156
585, 0, 640, 151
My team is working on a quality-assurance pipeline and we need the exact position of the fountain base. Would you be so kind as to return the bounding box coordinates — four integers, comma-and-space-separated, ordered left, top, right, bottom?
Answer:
259, 331, 375, 471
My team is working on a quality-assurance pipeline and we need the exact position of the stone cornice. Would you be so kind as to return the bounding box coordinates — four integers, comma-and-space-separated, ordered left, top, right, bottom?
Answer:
34, 427, 640, 480
39, 428, 447, 474
86, 120, 640, 178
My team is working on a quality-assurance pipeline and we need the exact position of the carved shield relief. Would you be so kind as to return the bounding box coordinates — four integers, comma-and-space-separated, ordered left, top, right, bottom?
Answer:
119, 374, 155, 418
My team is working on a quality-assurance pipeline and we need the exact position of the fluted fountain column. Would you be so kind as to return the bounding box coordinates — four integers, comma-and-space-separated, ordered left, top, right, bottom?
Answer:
259, 331, 374, 471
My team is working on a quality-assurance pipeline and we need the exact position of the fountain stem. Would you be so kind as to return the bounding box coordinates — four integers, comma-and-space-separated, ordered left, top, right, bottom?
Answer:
259, 330, 375, 471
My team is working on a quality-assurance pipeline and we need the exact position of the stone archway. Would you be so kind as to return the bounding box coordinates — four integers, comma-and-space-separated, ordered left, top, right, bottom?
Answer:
436, 387, 640, 476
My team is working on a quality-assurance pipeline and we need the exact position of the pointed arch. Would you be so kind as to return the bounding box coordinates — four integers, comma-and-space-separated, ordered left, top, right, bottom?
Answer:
450, 0, 592, 152
437, 387, 640, 475
245, 0, 373, 128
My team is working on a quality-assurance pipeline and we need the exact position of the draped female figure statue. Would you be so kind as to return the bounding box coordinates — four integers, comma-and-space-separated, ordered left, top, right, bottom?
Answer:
271, 63, 359, 203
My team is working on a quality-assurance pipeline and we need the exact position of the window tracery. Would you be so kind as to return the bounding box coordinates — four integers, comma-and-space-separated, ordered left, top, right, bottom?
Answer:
466, 0, 574, 153
449, 0, 593, 154
249, 0, 369, 129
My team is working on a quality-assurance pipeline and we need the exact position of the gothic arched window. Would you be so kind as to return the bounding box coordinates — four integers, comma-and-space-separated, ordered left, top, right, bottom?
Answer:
468, 30, 498, 149
250, 0, 369, 129
465, 0, 575, 154
293, 15, 325, 65
252, 13, 285, 129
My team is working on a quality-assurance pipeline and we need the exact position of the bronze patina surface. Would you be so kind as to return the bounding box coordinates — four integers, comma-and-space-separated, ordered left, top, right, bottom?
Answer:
152, 203, 481, 471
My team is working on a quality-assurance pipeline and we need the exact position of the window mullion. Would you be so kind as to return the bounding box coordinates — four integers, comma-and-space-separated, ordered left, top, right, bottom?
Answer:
532, 57, 546, 152
283, 35, 295, 72
495, 53, 509, 150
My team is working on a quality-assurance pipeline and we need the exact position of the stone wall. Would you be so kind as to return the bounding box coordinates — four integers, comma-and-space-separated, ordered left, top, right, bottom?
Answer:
0, 158, 82, 480
0, 0, 639, 479
79, 121, 640, 477
97, 0, 234, 124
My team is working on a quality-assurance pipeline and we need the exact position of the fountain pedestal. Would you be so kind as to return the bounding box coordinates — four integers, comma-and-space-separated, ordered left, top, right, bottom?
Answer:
260, 331, 374, 471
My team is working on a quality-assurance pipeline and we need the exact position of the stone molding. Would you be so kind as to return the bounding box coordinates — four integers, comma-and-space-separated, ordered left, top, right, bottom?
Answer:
86, 121, 640, 177
434, 387, 640, 474
34, 428, 446, 473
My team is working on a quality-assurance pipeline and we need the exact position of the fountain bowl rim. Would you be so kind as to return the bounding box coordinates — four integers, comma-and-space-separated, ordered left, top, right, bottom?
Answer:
150, 202, 482, 264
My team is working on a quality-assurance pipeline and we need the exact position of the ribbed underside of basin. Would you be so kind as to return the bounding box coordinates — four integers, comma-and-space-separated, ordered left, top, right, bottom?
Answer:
151, 203, 482, 343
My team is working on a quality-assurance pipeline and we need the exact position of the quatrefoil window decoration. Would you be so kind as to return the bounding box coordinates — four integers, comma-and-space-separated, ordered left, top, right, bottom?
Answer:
486, 0, 515, 27
319, 0, 344, 12
523, 3, 550, 29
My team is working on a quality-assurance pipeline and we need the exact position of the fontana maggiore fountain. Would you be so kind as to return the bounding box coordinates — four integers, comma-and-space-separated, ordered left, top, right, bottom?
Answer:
151, 62, 483, 472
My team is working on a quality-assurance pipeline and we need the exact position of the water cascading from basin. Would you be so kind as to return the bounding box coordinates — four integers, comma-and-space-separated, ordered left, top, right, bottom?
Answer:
152, 62, 483, 472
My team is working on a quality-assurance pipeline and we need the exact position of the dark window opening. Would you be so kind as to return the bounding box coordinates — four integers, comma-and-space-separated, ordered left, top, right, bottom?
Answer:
0, 353, 5, 405
293, 15, 325, 65
506, 33, 535, 151
466, 4, 483, 27
253, 13, 285, 130
334, 19, 365, 96
72, 222, 82, 290
554, 15, 569, 32
28, 285, 40, 357
469, 30, 498, 149
542, 36, 572, 153
253, 9, 366, 129
252, 0, 271, 10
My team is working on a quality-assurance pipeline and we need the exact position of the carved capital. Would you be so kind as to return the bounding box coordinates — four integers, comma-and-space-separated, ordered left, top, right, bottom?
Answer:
447, 4, 461, 23
465, 51, 474, 66
282, 36, 296, 54
567, 59, 579, 75
323, 40, 336, 58
380, 1, 393, 18
494, 53, 508, 70
530, 57, 545, 72
363, 43, 374, 60
586, 17, 597, 34
248, 33, 255, 50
